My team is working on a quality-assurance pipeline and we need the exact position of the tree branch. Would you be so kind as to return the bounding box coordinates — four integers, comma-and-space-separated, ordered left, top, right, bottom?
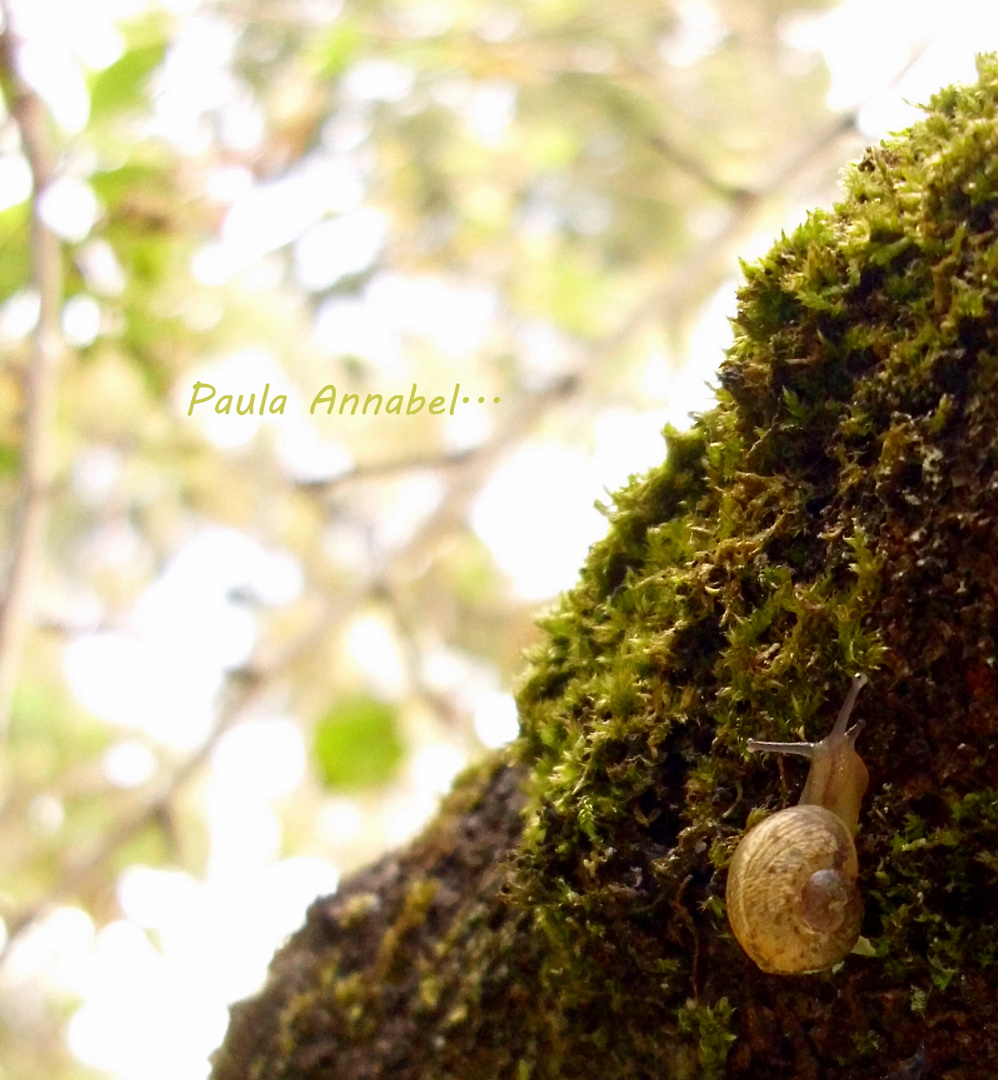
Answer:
0, 9, 65, 741
298, 447, 476, 496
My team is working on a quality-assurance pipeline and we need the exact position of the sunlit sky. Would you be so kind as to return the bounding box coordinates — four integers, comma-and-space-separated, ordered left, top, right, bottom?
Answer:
2, 0, 998, 1077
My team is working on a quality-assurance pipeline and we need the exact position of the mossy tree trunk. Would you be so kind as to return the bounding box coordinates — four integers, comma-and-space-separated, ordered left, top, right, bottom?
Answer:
210, 58, 998, 1080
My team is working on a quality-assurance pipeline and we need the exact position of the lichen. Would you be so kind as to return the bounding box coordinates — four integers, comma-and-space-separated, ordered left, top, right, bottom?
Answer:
211, 56, 998, 1080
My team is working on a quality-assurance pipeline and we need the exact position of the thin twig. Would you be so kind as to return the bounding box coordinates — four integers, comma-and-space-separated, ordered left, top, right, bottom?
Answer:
615, 45, 928, 351
0, 10, 65, 740
647, 132, 750, 202
298, 447, 476, 496
382, 585, 463, 731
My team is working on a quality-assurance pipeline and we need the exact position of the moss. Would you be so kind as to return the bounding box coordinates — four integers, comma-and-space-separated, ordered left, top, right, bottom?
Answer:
677, 997, 738, 1080
211, 57, 998, 1080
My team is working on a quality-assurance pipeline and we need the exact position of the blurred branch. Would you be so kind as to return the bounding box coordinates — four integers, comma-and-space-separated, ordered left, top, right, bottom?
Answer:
611, 48, 928, 351
620, 112, 858, 334
299, 447, 476, 496
389, 375, 580, 578
0, 10, 65, 741
576, 109, 872, 370
381, 584, 463, 731
647, 132, 751, 202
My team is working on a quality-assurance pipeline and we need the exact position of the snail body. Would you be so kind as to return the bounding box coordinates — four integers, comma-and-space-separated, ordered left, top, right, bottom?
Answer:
725, 674, 869, 975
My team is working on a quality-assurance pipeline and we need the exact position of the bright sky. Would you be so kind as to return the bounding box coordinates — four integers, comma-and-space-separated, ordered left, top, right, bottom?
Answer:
2, 0, 997, 1077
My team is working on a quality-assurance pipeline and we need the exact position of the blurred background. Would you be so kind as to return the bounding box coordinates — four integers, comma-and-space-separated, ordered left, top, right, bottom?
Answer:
0, 0, 994, 1076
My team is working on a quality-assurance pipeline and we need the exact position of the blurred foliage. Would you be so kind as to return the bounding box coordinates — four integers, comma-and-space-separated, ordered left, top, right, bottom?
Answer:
0, 0, 869, 1077
313, 695, 404, 789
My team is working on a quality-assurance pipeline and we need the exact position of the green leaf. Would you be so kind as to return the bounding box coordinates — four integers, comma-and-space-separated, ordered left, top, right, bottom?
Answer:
312, 696, 404, 790
0, 201, 31, 299
311, 22, 363, 78
91, 163, 169, 209
90, 40, 168, 121
0, 443, 20, 474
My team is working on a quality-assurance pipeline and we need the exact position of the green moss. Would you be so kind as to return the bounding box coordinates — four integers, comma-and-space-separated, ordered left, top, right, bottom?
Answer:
509, 51, 998, 1072
677, 998, 737, 1080
212, 56, 998, 1080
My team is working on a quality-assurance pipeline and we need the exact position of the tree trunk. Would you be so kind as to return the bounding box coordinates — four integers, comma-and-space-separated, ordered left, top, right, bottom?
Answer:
209, 57, 998, 1080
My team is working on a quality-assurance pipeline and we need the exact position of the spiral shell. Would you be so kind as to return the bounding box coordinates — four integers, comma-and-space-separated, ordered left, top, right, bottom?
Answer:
725, 803, 862, 974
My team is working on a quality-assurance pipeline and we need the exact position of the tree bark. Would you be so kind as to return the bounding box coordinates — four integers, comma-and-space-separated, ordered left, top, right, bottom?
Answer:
210, 57, 998, 1080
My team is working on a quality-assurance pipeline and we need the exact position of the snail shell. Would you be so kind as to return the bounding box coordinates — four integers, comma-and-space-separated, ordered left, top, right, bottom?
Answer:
725, 803, 861, 974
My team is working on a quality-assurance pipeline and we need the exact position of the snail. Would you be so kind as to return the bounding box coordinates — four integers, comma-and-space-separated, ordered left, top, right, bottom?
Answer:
725, 674, 870, 974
